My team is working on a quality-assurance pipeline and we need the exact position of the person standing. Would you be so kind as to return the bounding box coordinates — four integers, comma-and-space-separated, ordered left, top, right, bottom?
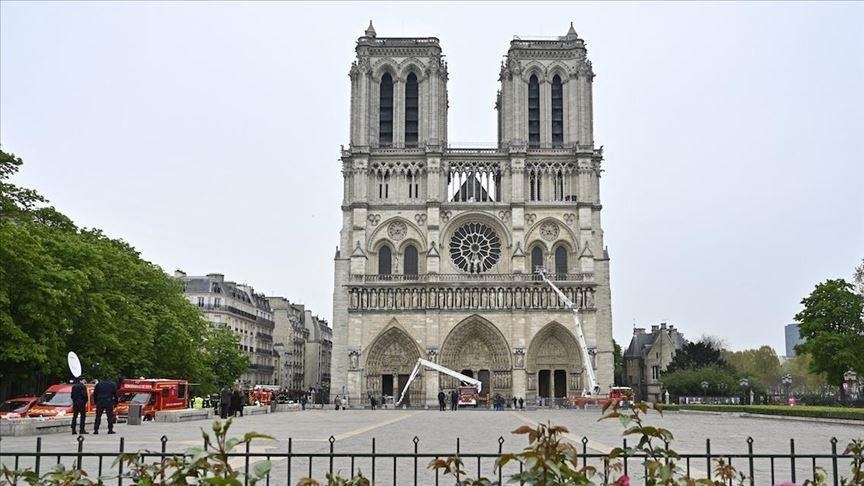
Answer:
219, 386, 232, 419
450, 389, 458, 411
518, 397, 524, 410
512, 396, 517, 409
370, 395, 377, 410
300, 394, 307, 410
437, 390, 446, 411
231, 388, 243, 417
70, 378, 88, 435
92, 378, 118, 435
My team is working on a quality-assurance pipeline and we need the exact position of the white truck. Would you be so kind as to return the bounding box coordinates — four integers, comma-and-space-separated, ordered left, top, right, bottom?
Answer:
395, 358, 482, 407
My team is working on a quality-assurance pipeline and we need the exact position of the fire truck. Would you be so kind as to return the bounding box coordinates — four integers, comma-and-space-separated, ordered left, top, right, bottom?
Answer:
27, 383, 97, 418
115, 379, 189, 421
396, 358, 483, 408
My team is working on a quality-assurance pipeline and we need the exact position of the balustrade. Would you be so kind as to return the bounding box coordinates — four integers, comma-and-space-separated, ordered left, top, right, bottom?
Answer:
347, 285, 595, 312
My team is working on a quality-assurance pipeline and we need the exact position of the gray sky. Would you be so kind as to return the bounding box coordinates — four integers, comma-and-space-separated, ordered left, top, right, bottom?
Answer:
2, 2, 862, 354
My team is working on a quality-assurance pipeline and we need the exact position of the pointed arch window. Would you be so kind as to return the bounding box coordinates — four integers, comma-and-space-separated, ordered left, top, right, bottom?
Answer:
379, 72, 394, 147
531, 246, 544, 274
404, 244, 418, 278
554, 246, 568, 278
528, 75, 540, 148
405, 72, 419, 147
551, 75, 564, 147
378, 245, 392, 276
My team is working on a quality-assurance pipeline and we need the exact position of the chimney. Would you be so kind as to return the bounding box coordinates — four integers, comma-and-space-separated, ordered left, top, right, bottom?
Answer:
634, 328, 646, 335
660, 322, 667, 330
651, 325, 659, 332
174, 269, 186, 278
206, 273, 225, 283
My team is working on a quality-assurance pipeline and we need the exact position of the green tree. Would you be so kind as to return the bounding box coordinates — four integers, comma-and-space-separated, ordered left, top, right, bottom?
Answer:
202, 326, 250, 393
665, 338, 729, 373
659, 365, 739, 399
613, 339, 623, 385
794, 279, 864, 401
0, 148, 249, 398
854, 258, 864, 296
723, 345, 782, 392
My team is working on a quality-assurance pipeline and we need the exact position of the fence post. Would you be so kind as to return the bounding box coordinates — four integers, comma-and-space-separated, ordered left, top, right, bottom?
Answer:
287, 437, 292, 485
117, 436, 125, 486
499, 436, 505, 485
747, 437, 754, 486
327, 435, 335, 477
622, 438, 628, 477
372, 437, 376, 485
789, 438, 796, 484
706, 438, 712, 480
76, 435, 84, 470
244, 439, 251, 486
160, 436, 168, 484
581, 437, 588, 468
413, 436, 419, 485
830, 437, 838, 486
456, 437, 461, 483
35, 437, 42, 477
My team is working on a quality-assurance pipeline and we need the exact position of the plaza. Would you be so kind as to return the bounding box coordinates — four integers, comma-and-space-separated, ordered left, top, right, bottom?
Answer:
2, 409, 860, 484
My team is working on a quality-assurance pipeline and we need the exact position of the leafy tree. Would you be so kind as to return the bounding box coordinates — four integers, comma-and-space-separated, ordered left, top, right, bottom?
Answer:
665, 338, 729, 373
723, 345, 782, 392
794, 279, 864, 401
854, 258, 864, 296
613, 339, 623, 385
660, 365, 739, 399
0, 148, 249, 398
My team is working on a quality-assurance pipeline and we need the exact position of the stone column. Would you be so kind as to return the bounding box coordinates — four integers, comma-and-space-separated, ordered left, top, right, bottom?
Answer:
393, 79, 404, 147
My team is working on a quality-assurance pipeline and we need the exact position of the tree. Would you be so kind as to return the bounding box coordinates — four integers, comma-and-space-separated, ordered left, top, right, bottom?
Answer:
660, 365, 739, 399
0, 148, 249, 399
613, 339, 623, 385
854, 258, 864, 296
723, 345, 782, 391
665, 339, 729, 373
794, 279, 864, 401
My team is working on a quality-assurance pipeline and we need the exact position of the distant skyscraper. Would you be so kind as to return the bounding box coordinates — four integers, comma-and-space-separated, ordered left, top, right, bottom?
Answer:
785, 323, 804, 357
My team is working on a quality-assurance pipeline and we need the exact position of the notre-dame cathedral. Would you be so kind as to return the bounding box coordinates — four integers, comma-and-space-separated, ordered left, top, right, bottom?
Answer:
331, 22, 613, 407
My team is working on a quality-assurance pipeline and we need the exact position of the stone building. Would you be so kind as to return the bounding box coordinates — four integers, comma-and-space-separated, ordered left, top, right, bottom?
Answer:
331, 22, 614, 407
268, 298, 308, 396
304, 313, 333, 403
177, 271, 276, 386
622, 323, 685, 402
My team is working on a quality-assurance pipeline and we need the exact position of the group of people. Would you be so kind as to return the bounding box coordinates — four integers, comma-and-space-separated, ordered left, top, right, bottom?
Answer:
333, 395, 349, 410
437, 390, 463, 410
217, 386, 251, 419
70, 376, 120, 435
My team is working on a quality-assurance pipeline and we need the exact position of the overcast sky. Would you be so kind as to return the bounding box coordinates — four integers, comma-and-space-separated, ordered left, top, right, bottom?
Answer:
2, 2, 862, 354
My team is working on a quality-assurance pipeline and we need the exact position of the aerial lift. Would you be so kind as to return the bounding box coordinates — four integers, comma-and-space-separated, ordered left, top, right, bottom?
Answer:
395, 358, 482, 407
537, 268, 600, 396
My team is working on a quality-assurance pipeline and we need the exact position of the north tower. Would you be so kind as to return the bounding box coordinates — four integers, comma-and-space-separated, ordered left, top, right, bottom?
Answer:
332, 22, 612, 406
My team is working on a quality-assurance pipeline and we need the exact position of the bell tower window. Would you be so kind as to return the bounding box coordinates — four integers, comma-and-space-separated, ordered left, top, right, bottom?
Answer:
551, 75, 564, 147
554, 246, 568, 277
379, 72, 394, 147
531, 246, 544, 273
405, 73, 419, 148
528, 74, 540, 148
404, 245, 418, 277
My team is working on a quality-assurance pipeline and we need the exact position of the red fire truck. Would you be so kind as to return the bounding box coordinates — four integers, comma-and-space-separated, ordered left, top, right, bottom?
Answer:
28, 383, 97, 418
457, 385, 480, 407
115, 379, 189, 421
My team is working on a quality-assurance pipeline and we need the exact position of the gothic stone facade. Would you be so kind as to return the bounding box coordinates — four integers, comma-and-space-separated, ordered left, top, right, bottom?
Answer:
332, 23, 613, 407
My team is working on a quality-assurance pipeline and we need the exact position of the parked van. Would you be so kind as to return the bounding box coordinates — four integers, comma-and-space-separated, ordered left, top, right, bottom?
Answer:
115, 379, 189, 421
27, 383, 96, 418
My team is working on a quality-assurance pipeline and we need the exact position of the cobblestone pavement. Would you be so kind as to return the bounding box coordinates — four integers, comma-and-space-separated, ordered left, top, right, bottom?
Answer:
2, 409, 862, 484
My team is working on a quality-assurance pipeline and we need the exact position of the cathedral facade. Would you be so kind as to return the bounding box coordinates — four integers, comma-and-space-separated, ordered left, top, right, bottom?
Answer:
331, 22, 613, 407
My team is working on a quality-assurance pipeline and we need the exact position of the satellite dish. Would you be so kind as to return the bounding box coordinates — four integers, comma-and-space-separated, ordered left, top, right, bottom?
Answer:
68, 352, 82, 378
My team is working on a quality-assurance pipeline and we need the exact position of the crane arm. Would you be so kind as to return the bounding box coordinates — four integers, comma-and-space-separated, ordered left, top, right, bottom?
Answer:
395, 358, 482, 406
538, 270, 599, 396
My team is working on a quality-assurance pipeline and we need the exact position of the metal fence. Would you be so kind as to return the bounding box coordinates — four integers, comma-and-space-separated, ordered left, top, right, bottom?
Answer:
0, 434, 858, 485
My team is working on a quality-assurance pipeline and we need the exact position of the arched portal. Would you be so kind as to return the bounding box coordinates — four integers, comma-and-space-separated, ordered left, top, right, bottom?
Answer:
439, 315, 512, 402
364, 326, 422, 405
526, 322, 585, 401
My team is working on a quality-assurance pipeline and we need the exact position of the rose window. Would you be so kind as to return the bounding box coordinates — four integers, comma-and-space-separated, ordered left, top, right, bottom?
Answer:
449, 222, 501, 273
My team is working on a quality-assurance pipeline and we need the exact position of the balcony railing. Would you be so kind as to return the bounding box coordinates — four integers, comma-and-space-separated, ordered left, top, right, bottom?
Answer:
349, 273, 592, 283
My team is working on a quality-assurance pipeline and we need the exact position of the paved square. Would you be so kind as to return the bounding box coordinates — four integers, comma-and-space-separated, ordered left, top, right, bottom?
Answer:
2, 409, 861, 484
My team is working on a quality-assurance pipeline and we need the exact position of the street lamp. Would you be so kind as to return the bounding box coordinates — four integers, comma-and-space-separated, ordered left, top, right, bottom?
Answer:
739, 378, 750, 405
700, 380, 709, 402
781, 373, 792, 402
844, 370, 859, 402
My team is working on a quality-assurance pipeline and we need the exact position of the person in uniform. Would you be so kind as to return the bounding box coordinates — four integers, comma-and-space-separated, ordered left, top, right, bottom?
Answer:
219, 386, 232, 419
92, 378, 118, 434
71, 378, 89, 435
437, 390, 446, 411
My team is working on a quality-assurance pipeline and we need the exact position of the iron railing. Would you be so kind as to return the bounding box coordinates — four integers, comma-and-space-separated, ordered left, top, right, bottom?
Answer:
0, 434, 858, 485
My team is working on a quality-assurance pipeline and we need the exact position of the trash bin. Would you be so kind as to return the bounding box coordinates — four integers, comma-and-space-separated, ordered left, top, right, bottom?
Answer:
128, 403, 142, 425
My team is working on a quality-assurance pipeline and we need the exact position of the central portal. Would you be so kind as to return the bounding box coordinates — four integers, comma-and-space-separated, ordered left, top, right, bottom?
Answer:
439, 315, 511, 402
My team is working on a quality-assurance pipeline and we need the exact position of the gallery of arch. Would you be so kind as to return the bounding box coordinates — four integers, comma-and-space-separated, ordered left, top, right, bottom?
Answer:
331, 22, 614, 406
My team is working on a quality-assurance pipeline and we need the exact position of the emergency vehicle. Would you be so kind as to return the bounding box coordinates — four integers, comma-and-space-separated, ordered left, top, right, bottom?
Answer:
457, 386, 480, 407
1, 396, 39, 419
27, 383, 97, 418
115, 379, 189, 421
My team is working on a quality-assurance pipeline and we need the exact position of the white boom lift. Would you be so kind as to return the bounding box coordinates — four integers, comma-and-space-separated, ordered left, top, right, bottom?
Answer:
537, 268, 599, 396
395, 358, 482, 407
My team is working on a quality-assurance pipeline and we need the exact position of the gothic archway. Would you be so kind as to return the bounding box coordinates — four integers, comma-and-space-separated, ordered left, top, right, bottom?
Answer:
526, 322, 585, 400
439, 315, 512, 401
364, 326, 423, 405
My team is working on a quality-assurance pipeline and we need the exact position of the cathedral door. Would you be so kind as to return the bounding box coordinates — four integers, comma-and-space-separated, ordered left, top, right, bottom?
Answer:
365, 326, 422, 405
554, 369, 567, 398
397, 374, 411, 406
382, 375, 394, 397
478, 370, 490, 398
538, 370, 551, 398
